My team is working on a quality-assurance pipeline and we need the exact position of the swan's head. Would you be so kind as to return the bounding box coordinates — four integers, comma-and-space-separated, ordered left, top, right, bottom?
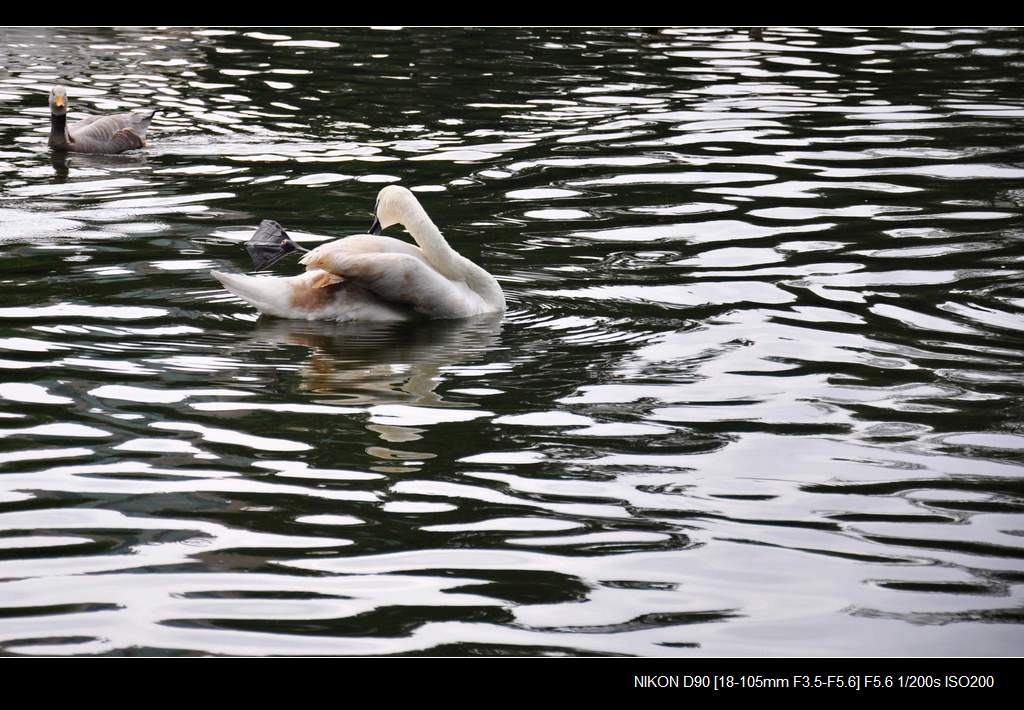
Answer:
369, 184, 419, 235
49, 85, 69, 116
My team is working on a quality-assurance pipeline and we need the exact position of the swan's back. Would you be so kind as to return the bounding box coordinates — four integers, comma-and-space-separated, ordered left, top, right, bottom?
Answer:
305, 233, 430, 264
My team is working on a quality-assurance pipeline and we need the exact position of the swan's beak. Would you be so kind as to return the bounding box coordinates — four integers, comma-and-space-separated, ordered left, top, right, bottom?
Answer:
244, 219, 308, 272
368, 216, 383, 236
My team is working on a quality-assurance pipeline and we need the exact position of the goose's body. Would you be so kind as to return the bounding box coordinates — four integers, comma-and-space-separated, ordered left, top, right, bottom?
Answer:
212, 186, 505, 322
47, 85, 156, 154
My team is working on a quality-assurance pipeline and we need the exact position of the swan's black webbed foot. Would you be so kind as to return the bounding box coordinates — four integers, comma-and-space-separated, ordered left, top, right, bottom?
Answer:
245, 220, 309, 271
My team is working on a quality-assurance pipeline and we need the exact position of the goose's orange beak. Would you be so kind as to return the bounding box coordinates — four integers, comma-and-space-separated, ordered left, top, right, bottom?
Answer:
54, 95, 65, 108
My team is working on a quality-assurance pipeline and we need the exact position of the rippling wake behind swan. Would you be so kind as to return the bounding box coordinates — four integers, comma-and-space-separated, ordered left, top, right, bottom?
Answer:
211, 185, 506, 322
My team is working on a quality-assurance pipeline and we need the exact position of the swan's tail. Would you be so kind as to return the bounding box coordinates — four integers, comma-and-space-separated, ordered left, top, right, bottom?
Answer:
212, 269, 415, 322
212, 270, 296, 317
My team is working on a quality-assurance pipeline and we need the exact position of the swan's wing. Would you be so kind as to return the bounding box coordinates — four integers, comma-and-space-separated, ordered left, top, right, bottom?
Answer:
300, 250, 472, 319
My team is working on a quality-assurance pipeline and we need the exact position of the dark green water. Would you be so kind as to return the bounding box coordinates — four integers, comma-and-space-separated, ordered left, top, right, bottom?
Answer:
0, 26, 1022, 656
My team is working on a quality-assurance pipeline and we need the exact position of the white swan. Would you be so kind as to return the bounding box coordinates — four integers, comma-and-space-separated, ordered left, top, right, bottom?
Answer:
211, 185, 505, 322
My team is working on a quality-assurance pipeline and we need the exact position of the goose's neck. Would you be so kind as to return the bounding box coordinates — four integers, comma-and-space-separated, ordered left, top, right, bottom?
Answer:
49, 113, 71, 147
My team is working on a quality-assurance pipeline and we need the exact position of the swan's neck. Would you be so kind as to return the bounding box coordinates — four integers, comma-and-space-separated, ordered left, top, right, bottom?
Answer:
463, 261, 506, 311
403, 205, 462, 279
402, 200, 506, 311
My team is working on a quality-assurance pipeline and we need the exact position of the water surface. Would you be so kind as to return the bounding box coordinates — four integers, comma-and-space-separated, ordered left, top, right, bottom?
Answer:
0, 26, 1022, 656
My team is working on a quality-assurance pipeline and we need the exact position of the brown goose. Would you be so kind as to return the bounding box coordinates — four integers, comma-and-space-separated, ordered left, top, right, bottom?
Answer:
47, 85, 157, 154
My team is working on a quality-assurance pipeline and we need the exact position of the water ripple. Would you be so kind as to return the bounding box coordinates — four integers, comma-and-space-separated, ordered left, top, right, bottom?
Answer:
0, 26, 1022, 657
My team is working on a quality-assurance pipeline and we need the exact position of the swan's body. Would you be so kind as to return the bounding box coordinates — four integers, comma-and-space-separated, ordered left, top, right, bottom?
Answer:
47, 85, 156, 154
212, 186, 505, 322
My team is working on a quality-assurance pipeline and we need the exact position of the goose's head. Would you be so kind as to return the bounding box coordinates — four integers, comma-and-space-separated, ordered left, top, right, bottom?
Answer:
368, 185, 420, 235
49, 85, 69, 117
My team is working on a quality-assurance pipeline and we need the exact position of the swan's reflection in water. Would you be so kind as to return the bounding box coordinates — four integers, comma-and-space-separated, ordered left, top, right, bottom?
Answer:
249, 314, 505, 404
247, 315, 506, 472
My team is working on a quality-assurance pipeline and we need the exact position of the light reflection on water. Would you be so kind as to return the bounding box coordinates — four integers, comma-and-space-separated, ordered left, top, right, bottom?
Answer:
0, 26, 1022, 656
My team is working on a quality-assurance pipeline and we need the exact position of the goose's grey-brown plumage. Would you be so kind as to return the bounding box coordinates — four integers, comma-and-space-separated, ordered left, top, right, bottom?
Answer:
47, 85, 156, 154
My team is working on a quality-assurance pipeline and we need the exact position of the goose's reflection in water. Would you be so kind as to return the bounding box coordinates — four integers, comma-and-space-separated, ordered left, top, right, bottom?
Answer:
245, 315, 506, 472
49, 149, 148, 181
